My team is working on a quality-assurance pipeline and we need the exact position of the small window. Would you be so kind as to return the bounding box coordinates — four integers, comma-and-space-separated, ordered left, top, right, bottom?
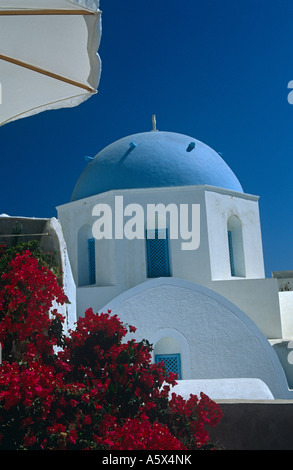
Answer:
228, 230, 235, 276
227, 216, 245, 277
88, 238, 96, 285
146, 228, 170, 278
155, 353, 181, 380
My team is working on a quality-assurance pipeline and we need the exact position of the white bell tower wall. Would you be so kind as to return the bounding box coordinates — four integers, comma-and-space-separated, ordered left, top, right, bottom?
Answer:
204, 188, 265, 280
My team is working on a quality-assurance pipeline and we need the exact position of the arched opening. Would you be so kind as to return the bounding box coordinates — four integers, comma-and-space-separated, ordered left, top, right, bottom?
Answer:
227, 215, 245, 277
78, 224, 96, 286
154, 336, 182, 379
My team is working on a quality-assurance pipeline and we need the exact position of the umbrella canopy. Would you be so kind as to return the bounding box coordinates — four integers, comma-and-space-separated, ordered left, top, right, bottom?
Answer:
0, 0, 102, 126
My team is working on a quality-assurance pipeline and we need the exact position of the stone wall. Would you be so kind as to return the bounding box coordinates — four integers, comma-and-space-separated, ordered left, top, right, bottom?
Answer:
210, 400, 293, 450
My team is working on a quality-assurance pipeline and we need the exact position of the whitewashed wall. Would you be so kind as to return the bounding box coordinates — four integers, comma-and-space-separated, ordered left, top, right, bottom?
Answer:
57, 185, 283, 339
101, 278, 292, 399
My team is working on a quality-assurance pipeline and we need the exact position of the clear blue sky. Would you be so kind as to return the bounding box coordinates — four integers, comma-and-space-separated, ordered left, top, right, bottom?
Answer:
1, 0, 293, 277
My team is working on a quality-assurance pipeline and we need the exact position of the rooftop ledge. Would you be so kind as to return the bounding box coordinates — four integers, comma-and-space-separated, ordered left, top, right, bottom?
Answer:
57, 185, 259, 210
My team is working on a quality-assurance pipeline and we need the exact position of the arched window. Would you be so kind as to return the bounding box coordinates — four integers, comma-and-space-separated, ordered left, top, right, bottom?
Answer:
154, 336, 181, 379
227, 215, 245, 277
88, 238, 96, 285
78, 224, 96, 286
146, 228, 171, 278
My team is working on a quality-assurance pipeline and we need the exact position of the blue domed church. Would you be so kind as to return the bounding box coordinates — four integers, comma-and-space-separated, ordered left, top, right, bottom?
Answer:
56, 122, 293, 400
71, 130, 243, 201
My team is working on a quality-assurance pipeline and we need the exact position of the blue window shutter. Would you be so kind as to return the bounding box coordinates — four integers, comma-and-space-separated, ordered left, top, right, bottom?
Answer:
155, 353, 181, 380
146, 228, 170, 278
88, 238, 96, 285
228, 230, 235, 276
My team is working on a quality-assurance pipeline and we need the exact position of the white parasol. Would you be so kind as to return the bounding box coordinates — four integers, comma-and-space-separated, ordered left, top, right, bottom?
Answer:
0, 0, 102, 126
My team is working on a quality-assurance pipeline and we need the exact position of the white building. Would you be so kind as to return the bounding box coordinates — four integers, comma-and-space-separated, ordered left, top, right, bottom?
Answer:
55, 126, 293, 400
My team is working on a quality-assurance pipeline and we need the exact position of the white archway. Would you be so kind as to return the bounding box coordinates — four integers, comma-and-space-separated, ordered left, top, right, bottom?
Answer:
102, 277, 292, 399
151, 328, 191, 380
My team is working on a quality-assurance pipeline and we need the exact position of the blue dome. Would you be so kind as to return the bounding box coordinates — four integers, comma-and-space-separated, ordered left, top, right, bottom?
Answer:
71, 131, 243, 201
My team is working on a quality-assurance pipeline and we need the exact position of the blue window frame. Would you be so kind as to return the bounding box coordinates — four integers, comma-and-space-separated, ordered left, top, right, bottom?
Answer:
228, 230, 235, 277
146, 228, 170, 278
88, 238, 96, 285
155, 353, 181, 380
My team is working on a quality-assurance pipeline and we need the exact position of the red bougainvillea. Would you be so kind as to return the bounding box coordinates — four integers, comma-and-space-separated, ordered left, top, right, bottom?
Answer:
0, 243, 222, 450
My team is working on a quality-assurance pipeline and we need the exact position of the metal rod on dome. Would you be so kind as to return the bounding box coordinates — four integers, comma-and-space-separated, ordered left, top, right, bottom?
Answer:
152, 114, 158, 132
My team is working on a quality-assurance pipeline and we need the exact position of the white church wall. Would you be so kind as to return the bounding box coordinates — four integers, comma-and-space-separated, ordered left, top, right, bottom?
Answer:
271, 340, 293, 389
77, 276, 283, 341
77, 223, 92, 286
204, 189, 265, 280
58, 186, 212, 292
57, 199, 82, 283
77, 284, 122, 317
279, 291, 293, 338
57, 186, 284, 342
208, 278, 282, 339
57, 192, 116, 288
271, 272, 293, 338
171, 378, 274, 401
101, 278, 292, 399
96, 187, 210, 286
70, 186, 207, 315
95, 237, 117, 286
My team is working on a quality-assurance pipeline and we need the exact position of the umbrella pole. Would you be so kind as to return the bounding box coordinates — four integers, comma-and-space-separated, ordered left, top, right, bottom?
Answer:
0, 10, 97, 16
0, 54, 95, 93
